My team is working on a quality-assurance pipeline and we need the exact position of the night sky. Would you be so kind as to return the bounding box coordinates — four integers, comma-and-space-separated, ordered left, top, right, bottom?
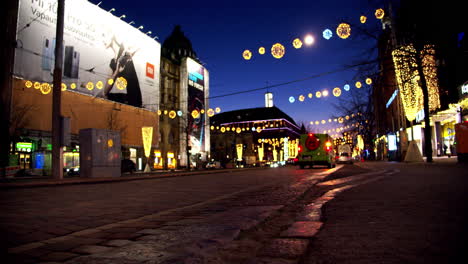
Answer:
88, 0, 386, 132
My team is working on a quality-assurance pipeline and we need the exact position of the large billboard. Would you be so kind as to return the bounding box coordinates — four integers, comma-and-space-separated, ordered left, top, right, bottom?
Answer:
14, 0, 160, 110
187, 58, 206, 153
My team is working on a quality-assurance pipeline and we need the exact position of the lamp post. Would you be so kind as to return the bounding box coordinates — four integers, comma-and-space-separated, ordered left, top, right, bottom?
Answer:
52, 0, 65, 179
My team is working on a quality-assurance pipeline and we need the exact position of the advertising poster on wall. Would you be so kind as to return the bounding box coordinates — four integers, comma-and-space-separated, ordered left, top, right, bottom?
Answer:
187, 58, 205, 154
14, 0, 160, 110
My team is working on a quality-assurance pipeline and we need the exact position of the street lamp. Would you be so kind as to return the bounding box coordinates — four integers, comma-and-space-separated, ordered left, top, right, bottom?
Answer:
119, 14, 126, 19
146, 31, 152, 35
129, 21, 135, 25
108, 8, 115, 13
138, 25, 144, 30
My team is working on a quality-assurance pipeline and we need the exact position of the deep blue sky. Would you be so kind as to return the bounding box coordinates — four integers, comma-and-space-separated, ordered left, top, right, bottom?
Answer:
88, 0, 384, 132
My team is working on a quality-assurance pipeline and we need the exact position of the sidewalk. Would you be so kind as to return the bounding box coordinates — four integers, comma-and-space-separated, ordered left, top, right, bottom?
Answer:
301, 158, 468, 263
0, 167, 264, 189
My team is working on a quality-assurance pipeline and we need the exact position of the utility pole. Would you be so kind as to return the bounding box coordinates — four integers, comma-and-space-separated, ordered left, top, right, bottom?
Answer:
52, 0, 65, 179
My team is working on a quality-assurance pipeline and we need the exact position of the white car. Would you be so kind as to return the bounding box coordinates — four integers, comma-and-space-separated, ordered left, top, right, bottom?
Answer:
337, 152, 353, 164
206, 161, 222, 169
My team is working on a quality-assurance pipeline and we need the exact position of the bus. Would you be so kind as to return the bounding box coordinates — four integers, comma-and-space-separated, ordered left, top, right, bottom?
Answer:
295, 133, 336, 169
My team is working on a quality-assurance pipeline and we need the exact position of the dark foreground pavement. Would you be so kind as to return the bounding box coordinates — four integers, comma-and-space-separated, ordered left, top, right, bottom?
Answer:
302, 158, 468, 264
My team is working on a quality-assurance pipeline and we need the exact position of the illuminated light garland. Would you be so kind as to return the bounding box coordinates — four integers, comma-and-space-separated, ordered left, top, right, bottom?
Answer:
292, 38, 303, 49
304, 35, 315, 45
107, 78, 114, 85
25, 80, 33, 88
322, 90, 329, 97
200, 109, 205, 114
328, 119, 332, 122
289, 96, 295, 103
70, 83, 76, 89
226, 127, 231, 131
308, 93, 313, 98
177, 110, 183, 116
360, 15, 367, 23
169, 110, 176, 119
236, 127, 241, 133
323, 29, 333, 40
61, 83, 67, 91
299, 95, 305, 102
344, 84, 350, 91
346, 115, 350, 120
221, 127, 226, 133
243, 49, 252, 60
336, 23, 351, 39
211, 126, 214, 130
115, 77, 127, 90
258, 47, 265, 55
316, 91, 322, 98
338, 117, 344, 123
40, 83, 51, 95
315, 121, 319, 125
271, 43, 285, 59
96, 81, 104, 89
375, 8, 385, 19
163, 110, 168, 115
215, 107, 221, 113
157, 110, 162, 115
392, 45, 424, 121
310, 121, 314, 125
34, 82, 41, 89
257, 127, 262, 133
321, 120, 326, 124
421, 45, 441, 111
366, 78, 372, 85
355, 81, 362, 88
333, 87, 341, 97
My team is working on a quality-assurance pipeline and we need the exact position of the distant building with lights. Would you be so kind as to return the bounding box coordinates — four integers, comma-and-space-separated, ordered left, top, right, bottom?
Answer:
209, 101, 302, 167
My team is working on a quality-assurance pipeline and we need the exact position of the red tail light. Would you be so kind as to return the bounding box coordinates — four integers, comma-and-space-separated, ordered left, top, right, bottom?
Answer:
294, 158, 298, 162
325, 141, 332, 152
298, 145, 303, 153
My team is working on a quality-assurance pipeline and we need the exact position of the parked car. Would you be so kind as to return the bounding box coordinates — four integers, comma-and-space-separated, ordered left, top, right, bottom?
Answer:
336, 152, 353, 164
121, 159, 136, 173
206, 161, 222, 169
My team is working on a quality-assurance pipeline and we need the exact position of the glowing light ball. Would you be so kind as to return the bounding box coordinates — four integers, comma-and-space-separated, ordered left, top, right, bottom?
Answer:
338, 117, 344, 123
355, 81, 362, 88
360, 15, 367, 23
157, 110, 162, 115
308, 93, 313, 98
344, 84, 350, 91
115, 77, 127, 90
322, 90, 329, 97
215, 107, 221, 113
328, 119, 332, 122
315, 121, 319, 125
191, 110, 200, 119
70, 83, 77, 89
164, 110, 168, 115
25, 80, 33, 88
321, 120, 326, 124
366, 78, 372, 85
236, 127, 241, 133
207, 108, 215, 117
333, 87, 341, 97
61, 83, 67, 91
289, 96, 295, 103
271, 43, 285, 59
310, 121, 314, 125
86, 82, 94, 90
256, 127, 262, 133
169, 110, 176, 119
226, 127, 231, 131
346, 115, 350, 120
96, 81, 104, 89
375, 8, 385, 19
323, 29, 333, 40
293, 38, 303, 49
299, 95, 305, 102
177, 110, 183, 116
316, 91, 322, 98
221, 127, 226, 133
243, 49, 252, 60
336, 23, 351, 39
211, 126, 214, 130
34, 82, 40, 89
40, 83, 51, 94
107, 78, 114, 85
304, 35, 315, 45
258, 47, 265, 55
201, 109, 205, 114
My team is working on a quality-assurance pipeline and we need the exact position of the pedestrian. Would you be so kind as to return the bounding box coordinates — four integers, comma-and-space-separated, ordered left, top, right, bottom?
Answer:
443, 144, 448, 156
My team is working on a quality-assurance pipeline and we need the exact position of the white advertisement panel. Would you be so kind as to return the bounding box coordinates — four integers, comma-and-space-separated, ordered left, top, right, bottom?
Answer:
14, 0, 160, 110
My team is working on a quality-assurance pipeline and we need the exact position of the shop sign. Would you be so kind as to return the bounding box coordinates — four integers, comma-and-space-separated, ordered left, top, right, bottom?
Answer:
415, 109, 425, 123
459, 81, 468, 99
16, 142, 32, 152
